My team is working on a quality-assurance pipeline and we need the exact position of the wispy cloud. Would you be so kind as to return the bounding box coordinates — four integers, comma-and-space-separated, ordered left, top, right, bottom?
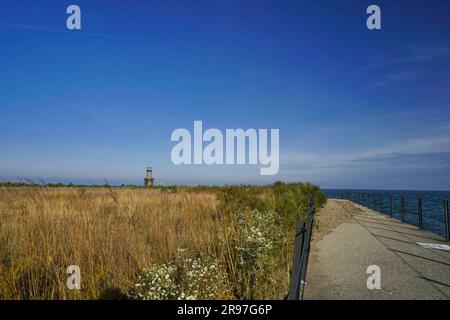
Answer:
372, 70, 420, 87
363, 47, 450, 70
350, 152, 450, 169
0, 22, 147, 41
281, 122, 450, 174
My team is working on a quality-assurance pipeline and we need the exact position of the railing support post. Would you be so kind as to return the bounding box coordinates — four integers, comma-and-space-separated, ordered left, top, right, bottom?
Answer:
389, 194, 393, 217
373, 193, 376, 210
444, 200, 449, 242
288, 194, 315, 300
380, 193, 383, 213
401, 196, 405, 222
288, 221, 305, 300
418, 197, 423, 230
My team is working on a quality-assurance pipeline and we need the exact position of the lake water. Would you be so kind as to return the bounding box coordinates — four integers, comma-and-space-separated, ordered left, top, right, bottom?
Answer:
322, 189, 450, 239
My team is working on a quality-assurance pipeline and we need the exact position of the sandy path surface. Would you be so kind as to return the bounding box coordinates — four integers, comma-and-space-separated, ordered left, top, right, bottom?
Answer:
304, 199, 450, 300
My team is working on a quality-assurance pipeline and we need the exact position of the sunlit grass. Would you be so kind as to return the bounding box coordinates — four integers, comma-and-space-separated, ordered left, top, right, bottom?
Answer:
0, 183, 325, 300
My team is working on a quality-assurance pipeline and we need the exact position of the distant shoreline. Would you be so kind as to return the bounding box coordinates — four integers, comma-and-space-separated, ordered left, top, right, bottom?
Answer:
2, 181, 449, 193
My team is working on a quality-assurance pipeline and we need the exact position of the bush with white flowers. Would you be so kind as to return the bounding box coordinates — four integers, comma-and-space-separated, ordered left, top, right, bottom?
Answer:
131, 248, 228, 300
131, 263, 179, 300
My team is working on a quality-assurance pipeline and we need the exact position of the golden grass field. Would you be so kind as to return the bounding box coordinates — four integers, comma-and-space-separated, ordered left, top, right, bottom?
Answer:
0, 184, 324, 300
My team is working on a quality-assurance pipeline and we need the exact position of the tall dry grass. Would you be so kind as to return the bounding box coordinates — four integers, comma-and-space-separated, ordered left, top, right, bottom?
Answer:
0, 184, 325, 300
0, 187, 224, 300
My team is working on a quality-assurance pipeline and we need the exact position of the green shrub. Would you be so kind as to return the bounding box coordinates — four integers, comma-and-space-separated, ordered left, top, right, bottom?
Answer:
217, 186, 271, 216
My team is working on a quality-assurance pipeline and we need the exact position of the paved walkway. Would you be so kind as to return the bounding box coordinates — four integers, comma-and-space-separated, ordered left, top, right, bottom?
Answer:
304, 199, 450, 300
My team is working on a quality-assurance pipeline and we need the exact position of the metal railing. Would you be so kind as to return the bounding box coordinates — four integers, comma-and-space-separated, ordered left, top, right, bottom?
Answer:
336, 191, 450, 242
287, 195, 315, 300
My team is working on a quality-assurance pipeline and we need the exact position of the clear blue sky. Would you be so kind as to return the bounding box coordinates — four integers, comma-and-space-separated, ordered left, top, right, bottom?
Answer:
1, 0, 450, 190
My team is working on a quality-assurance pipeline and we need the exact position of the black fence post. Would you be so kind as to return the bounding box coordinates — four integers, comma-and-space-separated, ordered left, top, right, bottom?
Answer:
288, 195, 315, 300
389, 194, 393, 217
380, 193, 383, 213
288, 221, 305, 300
401, 196, 405, 222
299, 206, 315, 300
418, 197, 423, 230
373, 193, 376, 210
444, 200, 449, 242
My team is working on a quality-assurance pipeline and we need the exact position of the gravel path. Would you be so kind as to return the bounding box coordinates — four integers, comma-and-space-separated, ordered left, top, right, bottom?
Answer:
304, 199, 450, 300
